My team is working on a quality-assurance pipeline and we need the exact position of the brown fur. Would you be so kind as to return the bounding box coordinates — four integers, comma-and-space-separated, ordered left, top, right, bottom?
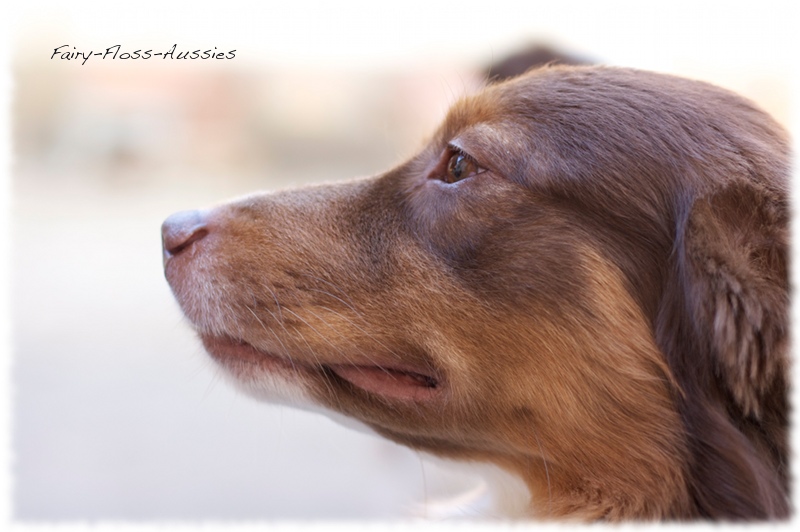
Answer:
162, 66, 790, 520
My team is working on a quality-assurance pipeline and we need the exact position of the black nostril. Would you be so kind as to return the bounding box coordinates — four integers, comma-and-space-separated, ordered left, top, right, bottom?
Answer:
162, 210, 209, 257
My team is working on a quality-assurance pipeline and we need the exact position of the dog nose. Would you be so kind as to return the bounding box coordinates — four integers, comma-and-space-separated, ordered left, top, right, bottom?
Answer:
162, 210, 209, 258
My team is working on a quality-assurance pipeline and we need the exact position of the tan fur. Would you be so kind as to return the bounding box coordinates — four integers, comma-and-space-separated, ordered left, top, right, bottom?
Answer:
163, 66, 790, 520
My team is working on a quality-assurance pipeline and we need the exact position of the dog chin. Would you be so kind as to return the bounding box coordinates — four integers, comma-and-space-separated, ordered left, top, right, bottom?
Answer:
218, 366, 312, 407
212, 357, 382, 439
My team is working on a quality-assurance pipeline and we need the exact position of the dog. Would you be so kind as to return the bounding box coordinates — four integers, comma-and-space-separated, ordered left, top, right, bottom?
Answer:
162, 65, 790, 520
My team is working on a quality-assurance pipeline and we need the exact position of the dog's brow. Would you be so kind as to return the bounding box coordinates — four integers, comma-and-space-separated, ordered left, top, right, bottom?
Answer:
451, 123, 526, 179
163, 65, 790, 521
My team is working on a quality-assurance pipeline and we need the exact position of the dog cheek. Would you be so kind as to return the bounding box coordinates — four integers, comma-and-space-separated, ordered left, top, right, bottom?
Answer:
403, 175, 534, 269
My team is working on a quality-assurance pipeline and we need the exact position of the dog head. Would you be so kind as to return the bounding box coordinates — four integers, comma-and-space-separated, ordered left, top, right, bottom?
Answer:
162, 66, 790, 520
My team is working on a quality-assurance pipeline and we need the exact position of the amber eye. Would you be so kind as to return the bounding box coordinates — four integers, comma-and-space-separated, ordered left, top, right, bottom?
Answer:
444, 152, 483, 184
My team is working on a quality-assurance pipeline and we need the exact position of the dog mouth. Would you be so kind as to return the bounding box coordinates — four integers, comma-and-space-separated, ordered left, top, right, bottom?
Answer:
323, 364, 441, 401
200, 334, 442, 401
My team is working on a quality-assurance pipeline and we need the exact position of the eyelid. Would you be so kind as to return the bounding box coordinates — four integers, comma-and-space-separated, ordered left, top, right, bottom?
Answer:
446, 143, 469, 159
447, 144, 486, 172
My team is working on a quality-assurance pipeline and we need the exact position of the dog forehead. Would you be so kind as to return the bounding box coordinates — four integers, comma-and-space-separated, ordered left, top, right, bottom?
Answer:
443, 65, 707, 140
443, 66, 585, 127
435, 67, 639, 175
438, 67, 720, 190
440, 82, 529, 138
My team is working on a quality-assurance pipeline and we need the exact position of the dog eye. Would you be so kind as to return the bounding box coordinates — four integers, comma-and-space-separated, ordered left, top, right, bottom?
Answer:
444, 151, 484, 184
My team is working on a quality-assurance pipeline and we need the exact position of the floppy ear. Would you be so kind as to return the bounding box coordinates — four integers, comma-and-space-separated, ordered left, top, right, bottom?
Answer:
678, 180, 789, 419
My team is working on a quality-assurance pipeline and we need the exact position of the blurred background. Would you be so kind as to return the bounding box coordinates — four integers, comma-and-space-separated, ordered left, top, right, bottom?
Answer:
3, 0, 796, 523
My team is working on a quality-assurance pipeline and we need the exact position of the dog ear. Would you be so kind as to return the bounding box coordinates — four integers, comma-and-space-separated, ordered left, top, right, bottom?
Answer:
678, 180, 788, 419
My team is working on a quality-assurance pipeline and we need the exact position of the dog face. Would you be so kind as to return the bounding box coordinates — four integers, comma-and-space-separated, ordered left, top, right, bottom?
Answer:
162, 66, 790, 520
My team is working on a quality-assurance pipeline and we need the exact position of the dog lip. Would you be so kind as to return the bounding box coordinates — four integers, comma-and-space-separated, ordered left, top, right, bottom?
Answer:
199, 334, 299, 372
200, 334, 443, 401
324, 363, 442, 401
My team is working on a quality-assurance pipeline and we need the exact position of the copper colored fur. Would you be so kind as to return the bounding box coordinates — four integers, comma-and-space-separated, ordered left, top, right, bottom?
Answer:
162, 66, 790, 520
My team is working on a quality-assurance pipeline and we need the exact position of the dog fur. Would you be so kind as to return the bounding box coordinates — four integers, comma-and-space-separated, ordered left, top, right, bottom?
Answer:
162, 65, 790, 520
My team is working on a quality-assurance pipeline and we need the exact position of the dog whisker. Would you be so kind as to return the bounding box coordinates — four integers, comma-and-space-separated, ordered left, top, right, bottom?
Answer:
311, 304, 407, 362
162, 65, 789, 520
300, 274, 360, 313
288, 324, 341, 407
244, 304, 296, 371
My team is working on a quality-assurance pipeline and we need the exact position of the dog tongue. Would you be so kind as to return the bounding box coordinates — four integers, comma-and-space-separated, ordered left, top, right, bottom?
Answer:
328, 365, 439, 401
